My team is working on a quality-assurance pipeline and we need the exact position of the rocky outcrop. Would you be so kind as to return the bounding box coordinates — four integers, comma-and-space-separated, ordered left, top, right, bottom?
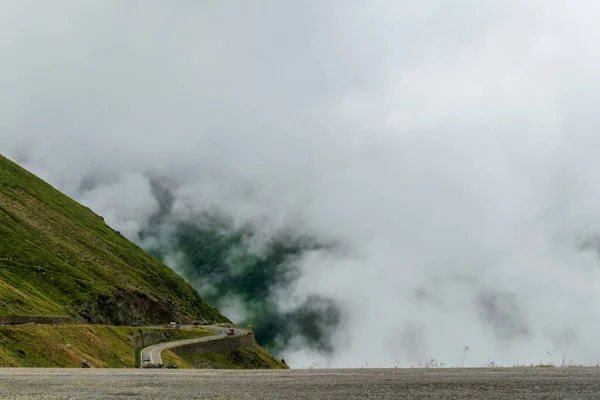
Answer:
75, 288, 194, 326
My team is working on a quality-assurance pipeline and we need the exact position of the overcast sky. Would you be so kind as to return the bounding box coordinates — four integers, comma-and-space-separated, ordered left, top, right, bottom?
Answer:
4, 0, 600, 367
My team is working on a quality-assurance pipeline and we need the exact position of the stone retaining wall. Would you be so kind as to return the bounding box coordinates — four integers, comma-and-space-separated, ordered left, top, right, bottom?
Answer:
0, 316, 86, 325
131, 330, 178, 350
172, 333, 256, 355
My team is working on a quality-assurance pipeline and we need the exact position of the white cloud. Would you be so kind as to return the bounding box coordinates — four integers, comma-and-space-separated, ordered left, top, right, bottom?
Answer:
4, 0, 600, 367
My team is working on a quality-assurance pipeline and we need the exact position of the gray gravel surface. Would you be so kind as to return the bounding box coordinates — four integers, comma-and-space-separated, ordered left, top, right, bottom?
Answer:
2, 367, 600, 399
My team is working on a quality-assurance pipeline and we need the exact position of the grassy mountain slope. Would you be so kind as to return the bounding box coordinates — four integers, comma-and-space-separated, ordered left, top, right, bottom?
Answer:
0, 155, 228, 324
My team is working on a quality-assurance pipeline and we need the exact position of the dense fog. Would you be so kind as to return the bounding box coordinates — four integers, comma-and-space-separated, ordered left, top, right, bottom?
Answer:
4, 1, 600, 367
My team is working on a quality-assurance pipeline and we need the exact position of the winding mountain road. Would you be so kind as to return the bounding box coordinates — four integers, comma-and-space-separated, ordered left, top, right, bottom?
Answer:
140, 325, 245, 365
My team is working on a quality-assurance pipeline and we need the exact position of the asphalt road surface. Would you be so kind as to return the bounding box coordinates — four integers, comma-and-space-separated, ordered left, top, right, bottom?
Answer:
2, 367, 600, 399
140, 326, 245, 365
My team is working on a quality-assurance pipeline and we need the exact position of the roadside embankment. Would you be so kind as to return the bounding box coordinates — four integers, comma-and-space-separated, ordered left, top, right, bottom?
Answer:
0, 316, 86, 325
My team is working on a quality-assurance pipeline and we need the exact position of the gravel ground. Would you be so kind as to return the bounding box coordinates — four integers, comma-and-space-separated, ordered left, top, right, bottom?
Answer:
2, 367, 600, 399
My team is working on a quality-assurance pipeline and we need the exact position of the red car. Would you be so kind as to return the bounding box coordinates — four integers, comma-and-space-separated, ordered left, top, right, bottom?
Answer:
226, 328, 235, 336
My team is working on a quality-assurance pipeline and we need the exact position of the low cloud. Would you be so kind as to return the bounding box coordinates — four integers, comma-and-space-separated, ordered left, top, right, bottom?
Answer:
4, 0, 600, 367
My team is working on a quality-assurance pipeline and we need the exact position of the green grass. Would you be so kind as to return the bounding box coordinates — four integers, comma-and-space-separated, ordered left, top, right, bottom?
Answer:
0, 324, 137, 367
164, 345, 289, 369
170, 328, 216, 341
161, 350, 192, 368
0, 154, 229, 324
